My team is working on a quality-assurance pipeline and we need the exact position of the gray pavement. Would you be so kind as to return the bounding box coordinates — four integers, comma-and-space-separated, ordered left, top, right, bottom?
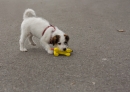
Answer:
0, 0, 130, 92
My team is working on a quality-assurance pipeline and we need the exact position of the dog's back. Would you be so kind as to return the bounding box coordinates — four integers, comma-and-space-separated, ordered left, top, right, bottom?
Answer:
21, 9, 50, 38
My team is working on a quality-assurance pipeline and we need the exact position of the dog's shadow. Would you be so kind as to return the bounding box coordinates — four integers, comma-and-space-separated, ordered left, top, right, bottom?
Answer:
27, 48, 46, 54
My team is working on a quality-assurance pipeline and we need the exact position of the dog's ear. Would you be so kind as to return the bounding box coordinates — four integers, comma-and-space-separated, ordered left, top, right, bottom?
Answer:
51, 35, 60, 45
64, 34, 69, 42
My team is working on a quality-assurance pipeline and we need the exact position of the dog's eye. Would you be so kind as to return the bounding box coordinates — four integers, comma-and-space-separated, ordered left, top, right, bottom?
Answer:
58, 43, 61, 45
64, 42, 67, 45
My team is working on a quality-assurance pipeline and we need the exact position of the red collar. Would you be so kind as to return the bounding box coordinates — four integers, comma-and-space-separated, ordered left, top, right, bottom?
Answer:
42, 25, 55, 36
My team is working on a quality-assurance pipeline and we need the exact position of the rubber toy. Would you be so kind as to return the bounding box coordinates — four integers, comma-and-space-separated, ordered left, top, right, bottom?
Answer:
51, 47, 73, 56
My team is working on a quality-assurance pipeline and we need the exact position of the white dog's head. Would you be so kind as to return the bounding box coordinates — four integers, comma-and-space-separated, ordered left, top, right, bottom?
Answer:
51, 34, 69, 51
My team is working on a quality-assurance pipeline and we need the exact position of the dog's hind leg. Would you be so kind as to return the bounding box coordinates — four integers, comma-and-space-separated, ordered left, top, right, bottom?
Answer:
28, 33, 36, 46
19, 31, 28, 52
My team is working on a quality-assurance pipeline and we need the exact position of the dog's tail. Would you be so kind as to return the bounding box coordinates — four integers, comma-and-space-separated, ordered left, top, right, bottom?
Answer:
23, 9, 36, 20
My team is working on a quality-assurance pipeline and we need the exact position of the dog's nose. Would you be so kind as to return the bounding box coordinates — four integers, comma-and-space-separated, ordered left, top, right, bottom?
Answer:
63, 48, 66, 51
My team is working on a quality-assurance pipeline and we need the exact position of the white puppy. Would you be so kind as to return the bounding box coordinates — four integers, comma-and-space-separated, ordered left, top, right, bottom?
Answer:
19, 9, 69, 54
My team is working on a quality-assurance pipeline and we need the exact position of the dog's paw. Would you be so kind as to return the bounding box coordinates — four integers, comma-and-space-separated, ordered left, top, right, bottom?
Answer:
20, 48, 27, 52
47, 50, 53, 54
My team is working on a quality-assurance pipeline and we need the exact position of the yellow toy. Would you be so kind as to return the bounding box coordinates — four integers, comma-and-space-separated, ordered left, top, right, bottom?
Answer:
51, 47, 73, 56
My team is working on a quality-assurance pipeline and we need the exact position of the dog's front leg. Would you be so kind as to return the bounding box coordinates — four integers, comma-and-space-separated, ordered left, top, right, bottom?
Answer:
40, 39, 53, 54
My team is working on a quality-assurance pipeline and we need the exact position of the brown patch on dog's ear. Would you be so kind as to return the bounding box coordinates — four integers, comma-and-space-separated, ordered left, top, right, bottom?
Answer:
64, 34, 69, 42
51, 35, 60, 45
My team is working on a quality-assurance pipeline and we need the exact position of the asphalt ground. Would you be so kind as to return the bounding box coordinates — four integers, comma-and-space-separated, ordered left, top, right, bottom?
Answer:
0, 0, 130, 92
